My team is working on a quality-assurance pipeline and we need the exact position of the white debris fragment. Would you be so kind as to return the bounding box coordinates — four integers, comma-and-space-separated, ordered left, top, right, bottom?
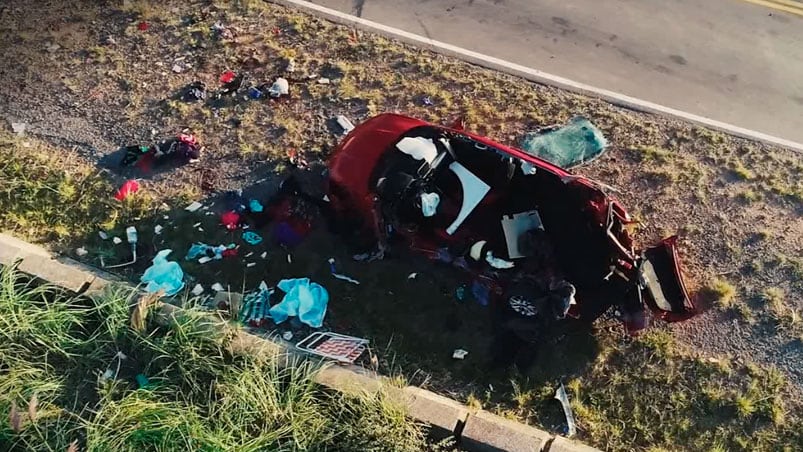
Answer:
172, 63, 183, 73
317, 77, 330, 84
197, 227, 204, 232
185, 201, 203, 212
112, 237, 122, 245
322, 194, 330, 202
191, 284, 204, 296
286, 58, 296, 72
246, 262, 256, 268
267, 77, 289, 97
452, 349, 469, 360
11, 122, 26, 136
100, 368, 115, 383
258, 281, 269, 291
192, 222, 202, 228
407, 273, 417, 280
198, 256, 213, 264
260, 251, 268, 259
287, 254, 292, 263
99, 231, 109, 240
163, 215, 170, 220
154, 225, 164, 235
335, 115, 354, 134
75, 247, 88, 257
282, 331, 294, 341
211, 283, 225, 292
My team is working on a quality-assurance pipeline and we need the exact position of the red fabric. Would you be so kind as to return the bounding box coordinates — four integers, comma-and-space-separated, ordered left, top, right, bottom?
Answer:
137, 21, 149, 31
114, 180, 140, 201
221, 211, 240, 230
220, 71, 236, 83
222, 248, 239, 258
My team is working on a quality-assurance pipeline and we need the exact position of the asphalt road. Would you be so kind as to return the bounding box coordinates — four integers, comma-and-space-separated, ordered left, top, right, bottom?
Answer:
309, 0, 803, 144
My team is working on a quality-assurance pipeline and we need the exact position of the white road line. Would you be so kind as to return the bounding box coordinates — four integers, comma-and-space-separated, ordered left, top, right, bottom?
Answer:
269, 0, 803, 153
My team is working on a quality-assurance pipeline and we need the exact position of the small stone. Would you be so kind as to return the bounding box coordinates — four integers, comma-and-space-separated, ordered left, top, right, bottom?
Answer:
172, 63, 183, 73
75, 247, 88, 257
10, 122, 26, 136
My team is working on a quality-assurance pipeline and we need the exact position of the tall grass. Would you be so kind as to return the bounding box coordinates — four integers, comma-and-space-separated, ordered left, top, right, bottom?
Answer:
0, 266, 429, 451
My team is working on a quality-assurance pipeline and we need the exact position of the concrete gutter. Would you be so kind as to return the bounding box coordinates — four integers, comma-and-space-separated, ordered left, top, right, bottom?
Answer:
267, 0, 803, 154
0, 233, 599, 452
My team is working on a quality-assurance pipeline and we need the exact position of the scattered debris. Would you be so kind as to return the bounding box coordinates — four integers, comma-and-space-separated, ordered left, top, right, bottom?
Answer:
135, 373, 150, 388
220, 71, 237, 84
242, 231, 263, 245
154, 225, 164, 235
335, 115, 355, 134
75, 247, 88, 257
185, 201, 203, 212
114, 180, 140, 201
270, 278, 328, 328
296, 332, 368, 363
422, 96, 433, 106
246, 262, 256, 267
520, 116, 608, 169
267, 77, 289, 98
248, 199, 264, 213
171, 63, 183, 73
555, 383, 577, 437
180, 81, 206, 102
317, 77, 330, 84
452, 349, 469, 360
261, 251, 268, 259
99, 231, 108, 240
219, 71, 244, 95
328, 258, 360, 285
191, 284, 204, 296
211, 22, 233, 40
282, 331, 293, 341
221, 211, 240, 230
120, 134, 201, 168
137, 21, 149, 31
211, 283, 225, 292
141, 249, 184, 296
10, 122, 26, 136
186, 242, 236, 261
103, 227, 138, 269
286, 58, 296, 72
240, 282, 273, 326
407, 273, 417, 279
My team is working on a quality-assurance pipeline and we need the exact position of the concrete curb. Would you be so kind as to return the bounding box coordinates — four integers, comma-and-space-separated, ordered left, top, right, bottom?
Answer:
0, 234, 599, 452
268, 0, 803, 154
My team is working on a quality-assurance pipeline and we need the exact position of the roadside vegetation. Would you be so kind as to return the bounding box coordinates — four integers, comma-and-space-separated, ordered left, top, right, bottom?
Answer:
0, 266, 432, 451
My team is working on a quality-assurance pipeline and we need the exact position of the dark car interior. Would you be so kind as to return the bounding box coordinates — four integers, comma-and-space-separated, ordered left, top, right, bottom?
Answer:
367, 126, 640, 316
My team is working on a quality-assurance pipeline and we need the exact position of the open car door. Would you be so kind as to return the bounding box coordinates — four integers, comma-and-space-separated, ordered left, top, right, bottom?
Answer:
639, 236, 695, 322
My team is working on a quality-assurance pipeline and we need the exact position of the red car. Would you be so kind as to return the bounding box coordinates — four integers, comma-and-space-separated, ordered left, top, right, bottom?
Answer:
326, 113, 695, 334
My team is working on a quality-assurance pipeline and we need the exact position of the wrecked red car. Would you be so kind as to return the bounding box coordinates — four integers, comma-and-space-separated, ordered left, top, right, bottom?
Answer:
326, 113, 695, 334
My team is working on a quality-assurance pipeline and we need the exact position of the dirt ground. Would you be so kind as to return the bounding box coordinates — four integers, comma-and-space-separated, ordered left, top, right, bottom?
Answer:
2, 0, 802, 449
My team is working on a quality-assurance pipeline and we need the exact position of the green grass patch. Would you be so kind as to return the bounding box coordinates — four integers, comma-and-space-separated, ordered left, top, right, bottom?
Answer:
0, 266, 433, 450
0, 134, 153, 247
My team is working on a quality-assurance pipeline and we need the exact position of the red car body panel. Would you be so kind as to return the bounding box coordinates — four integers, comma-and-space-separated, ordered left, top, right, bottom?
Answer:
327, 113, 696, 332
